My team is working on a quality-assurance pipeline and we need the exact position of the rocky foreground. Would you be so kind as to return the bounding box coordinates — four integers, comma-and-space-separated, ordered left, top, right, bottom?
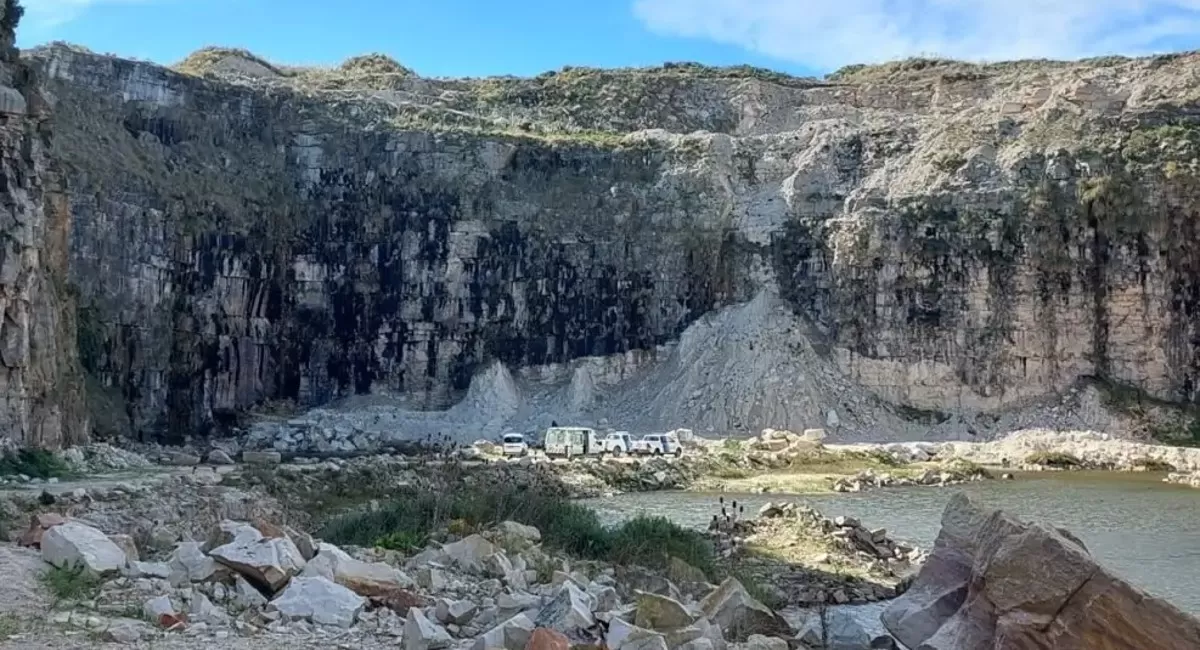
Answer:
2, 486, 900, 649
0, 443, 1196, 649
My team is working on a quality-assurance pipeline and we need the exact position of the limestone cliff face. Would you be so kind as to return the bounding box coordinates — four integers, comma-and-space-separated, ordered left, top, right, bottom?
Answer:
26, 44, 1200, 439
0, 2, 86, 448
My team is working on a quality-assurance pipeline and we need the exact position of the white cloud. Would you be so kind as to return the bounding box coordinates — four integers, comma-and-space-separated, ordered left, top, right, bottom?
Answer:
20, 0, 150, 28
631, 0, 1200, 70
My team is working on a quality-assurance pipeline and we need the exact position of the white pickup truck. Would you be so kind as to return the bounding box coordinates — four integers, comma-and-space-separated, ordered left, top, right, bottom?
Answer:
602, 432, 633, 455
631, 433, 683, 457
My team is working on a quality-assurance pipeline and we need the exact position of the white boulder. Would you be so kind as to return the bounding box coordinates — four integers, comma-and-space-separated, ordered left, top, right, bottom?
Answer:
41, 521, 128, 576
270, 576, 365, 628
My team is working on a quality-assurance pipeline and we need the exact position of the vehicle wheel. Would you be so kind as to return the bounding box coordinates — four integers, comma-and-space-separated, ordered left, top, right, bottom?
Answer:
673, 447, 682, 457
653, 449, 663, 456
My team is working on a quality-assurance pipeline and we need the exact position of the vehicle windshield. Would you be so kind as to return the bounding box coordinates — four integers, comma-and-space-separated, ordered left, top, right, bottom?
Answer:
502, 435, 524, 443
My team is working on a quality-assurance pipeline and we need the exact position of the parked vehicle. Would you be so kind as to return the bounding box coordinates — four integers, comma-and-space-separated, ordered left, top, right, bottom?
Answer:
501, 433, 529, 457
631, 433, 683, 457
602, 432, 633, 455
543, 426, 601, 458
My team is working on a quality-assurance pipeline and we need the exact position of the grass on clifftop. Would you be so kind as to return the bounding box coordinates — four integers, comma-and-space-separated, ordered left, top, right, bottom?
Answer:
0, 449, 71, 479
320, 485, 715, 577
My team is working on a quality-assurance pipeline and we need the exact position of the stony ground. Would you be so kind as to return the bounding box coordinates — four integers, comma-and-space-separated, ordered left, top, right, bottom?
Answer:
0, 441, 929, 649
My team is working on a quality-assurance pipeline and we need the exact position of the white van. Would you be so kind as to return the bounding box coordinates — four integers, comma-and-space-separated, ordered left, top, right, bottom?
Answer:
543, 426, 600, 458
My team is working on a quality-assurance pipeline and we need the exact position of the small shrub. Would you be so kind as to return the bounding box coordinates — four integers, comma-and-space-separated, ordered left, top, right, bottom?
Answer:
1024, 451, 1082, 468
0, 449, 72, 479
40, 564, 101, 602
721, 439, 743, 451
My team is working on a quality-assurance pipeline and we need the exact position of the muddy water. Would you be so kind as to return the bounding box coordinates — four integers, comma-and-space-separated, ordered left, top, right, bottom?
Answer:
582, 471, 1200, 614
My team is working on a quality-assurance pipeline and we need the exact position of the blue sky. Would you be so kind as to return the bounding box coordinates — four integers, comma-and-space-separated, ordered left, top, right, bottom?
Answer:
17, 0, 1200, 78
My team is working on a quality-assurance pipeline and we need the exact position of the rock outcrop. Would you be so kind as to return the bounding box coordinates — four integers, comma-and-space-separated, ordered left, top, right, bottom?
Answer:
19, 24, 1200, 441
883, 492, 1200, 649
0, 1, 86, 448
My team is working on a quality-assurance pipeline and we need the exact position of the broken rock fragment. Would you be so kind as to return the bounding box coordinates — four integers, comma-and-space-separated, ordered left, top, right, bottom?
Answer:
18, 512, 65, 548
405, 606, 453, 650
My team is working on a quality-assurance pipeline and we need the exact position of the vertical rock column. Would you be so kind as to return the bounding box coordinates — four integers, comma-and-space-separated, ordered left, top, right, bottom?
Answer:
0, 0, 86, 448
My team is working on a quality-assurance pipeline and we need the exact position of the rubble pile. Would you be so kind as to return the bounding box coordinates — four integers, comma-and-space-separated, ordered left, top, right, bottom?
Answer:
829, 463, 988, 493
7, 509, 897, 649
708, 501, 923, 607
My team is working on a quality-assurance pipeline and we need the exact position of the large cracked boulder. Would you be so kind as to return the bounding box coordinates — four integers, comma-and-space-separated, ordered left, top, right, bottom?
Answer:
883, 493, 1200, 649
271, 576, 366, 628
209, 528, 306, 593
41, 521, 128, 576
698, 578, 789, 642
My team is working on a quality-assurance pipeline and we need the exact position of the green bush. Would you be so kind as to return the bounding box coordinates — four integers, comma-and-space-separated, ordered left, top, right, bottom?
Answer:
320, 485, 713, 577
609, 516, 715, 577
0, 449, 71, 479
